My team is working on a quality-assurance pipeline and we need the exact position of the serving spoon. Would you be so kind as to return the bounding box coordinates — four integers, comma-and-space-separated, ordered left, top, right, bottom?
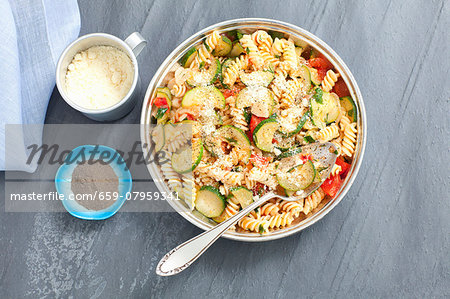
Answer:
156, 142, 338, 276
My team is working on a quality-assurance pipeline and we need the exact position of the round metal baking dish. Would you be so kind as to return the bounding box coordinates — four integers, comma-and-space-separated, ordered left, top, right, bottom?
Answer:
140, 18, 366, 242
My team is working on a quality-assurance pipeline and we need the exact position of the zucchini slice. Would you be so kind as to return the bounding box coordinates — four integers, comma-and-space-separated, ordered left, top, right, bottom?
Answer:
276, 160, 316, 191
309, 67, 322, 86
155, 87, 172, 109
151, 124, 165, 152
212, 206, 229, 223
171, 146, 192, 174
220, 58, 234, 88
310, 91, 340, 129
179, 47, 197, 68
182, 85, 225, 108
212, 35, 232, 56
227, 41, 245, 57
220, 125, 251, 162
219, 125, 251, 148
310, 90, 337, 127
195, 186, 226, 218
323, 92, 340, 124
297, 65, 312, 91
240, 71, 274, 87
310, 90, 324, 129
171, 141, 203, 174
203, 125, 251, 163
213, 194, 235, 223
186, 58, 221, 87
339, 96, 357, 122
230, 186, 253, 208
253, 118, 279, 152
191, 138, 204, 171
235, 87, 276, 118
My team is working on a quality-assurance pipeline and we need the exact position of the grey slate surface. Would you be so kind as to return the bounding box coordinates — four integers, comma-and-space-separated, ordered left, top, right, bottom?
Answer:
1, 0, 449, 298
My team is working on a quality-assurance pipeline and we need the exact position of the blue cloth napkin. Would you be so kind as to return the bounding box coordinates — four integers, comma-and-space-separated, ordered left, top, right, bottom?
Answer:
0, 0, 80, 171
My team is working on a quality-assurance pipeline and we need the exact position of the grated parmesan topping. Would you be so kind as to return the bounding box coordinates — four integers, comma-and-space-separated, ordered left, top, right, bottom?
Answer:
278, 167, 308, 188
272, 74, 288, 93
189, 60, 217, 87
278, 107, 305, 132
196, 86, 219, 136
243, 86, 273, 118
240, 71, 272, 87
190, 71, 211, 87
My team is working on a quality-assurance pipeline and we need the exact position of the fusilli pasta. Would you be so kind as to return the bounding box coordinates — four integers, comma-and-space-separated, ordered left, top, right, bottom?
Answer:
193, 30, 221, 66
341, 122, 357, 157
321, 69, 339, 92
222, 55, 249, 87
316, 123, 340, 142
303, 187, 325, 215
240, 34, 264, 69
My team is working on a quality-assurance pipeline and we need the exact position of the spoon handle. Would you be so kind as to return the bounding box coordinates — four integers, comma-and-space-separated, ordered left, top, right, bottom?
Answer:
156, 192, 276, 276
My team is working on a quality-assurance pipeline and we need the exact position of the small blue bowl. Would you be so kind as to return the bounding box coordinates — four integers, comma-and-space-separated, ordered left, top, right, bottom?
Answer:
55, 145, 132, 220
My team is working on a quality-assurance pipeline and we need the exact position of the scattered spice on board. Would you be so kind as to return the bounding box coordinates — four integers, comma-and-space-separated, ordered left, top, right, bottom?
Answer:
71, 159, 119, 210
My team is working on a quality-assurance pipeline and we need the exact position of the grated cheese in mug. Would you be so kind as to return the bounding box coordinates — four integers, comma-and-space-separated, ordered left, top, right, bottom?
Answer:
65, 46, 134, 110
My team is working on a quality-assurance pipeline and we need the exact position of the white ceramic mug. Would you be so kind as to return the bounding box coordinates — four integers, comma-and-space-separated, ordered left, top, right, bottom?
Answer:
56, 32, 147, 121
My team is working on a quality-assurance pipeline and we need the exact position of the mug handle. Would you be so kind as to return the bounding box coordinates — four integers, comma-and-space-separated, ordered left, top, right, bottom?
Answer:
124, 32, 147, 57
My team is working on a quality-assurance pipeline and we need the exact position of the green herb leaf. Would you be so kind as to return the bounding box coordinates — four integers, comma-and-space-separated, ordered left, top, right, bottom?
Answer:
317, 166, 328, 173
243, 107, 251, 123
258, 224, 266, 234
313, 87, 323, 104
224, 137, 237, 144
204, 43, 210, 52
334, 150, 339, 155
199, 61, 205, 70
268, 30, 284, 40
245, 47, 250, 54
236, 31, 243, 40
268, 113, 277, 120
156, 107, 168, 119
265, 65, 275, 73
304, 136, 315, 143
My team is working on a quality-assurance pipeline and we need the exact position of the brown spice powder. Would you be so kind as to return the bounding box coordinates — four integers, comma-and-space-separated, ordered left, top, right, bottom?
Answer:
71, 160, 119, 211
